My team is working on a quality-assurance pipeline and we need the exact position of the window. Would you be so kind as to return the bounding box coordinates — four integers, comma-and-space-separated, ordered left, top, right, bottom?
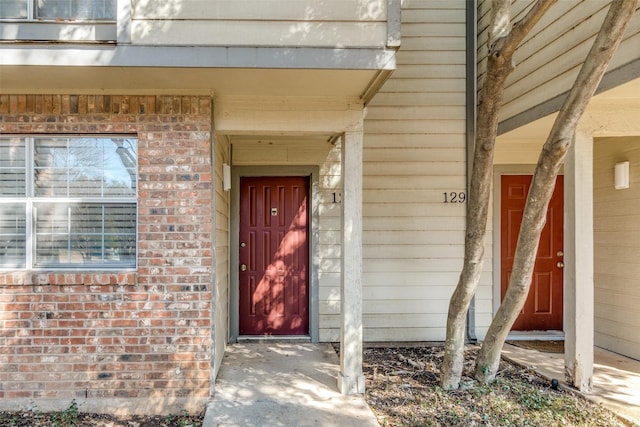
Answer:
0, 136, 137, 269
0, 0, 116, 21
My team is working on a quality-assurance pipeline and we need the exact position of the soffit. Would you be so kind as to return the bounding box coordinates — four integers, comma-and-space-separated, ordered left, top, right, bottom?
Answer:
497, 77, 640, 146
0, 66, 381, 98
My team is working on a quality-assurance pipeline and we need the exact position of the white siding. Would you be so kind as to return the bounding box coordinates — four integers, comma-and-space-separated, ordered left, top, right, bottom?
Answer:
361, 0, 492, 342
130, 0, 388, 48
478, 0, 640, 123
213, 135, 230, 378
231, 139, 342, 342
593, 137, 640, 360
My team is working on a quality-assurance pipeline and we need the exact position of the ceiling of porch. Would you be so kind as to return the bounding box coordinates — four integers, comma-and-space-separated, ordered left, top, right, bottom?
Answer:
496, 77, 640, 163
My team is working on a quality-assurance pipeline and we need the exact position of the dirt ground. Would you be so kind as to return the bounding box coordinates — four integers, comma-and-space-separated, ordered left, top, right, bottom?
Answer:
363, 345, 632, 427
0, 345, 632, 427
0, 409, 203, 427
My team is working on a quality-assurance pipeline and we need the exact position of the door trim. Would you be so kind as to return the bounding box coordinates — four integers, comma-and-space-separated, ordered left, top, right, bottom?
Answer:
492, 165, 564, 335
230, 166, 320, 343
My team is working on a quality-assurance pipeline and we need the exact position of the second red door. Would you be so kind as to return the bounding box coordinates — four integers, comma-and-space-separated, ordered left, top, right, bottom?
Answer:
501, 175, 564, 331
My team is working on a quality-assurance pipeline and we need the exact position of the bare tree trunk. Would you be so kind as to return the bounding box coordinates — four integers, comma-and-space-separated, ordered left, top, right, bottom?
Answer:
475, 0, 638, 384
441, 0, 557, 390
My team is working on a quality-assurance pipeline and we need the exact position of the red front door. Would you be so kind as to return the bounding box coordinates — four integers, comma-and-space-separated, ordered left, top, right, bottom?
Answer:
501, 175, 564, 331
239, 176, 309, 335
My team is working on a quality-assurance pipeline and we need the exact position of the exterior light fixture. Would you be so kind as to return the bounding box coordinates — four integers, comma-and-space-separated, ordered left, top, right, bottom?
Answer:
223, 163, 231, 191
614, 161, 629, 190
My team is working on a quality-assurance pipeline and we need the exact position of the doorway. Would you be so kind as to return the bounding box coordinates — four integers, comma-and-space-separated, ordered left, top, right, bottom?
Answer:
238, 176, 310, 336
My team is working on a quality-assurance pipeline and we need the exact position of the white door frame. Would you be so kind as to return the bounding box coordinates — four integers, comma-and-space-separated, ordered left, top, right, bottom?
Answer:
229, 165, 320, 343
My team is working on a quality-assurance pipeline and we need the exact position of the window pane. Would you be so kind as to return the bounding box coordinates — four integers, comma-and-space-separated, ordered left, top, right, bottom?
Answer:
0, 204, 26, 268
0, 138, 27, 196
73, 0, 116, 20
34, 202, 136, 267
34, 137, 137, 198
34, 138, 69, 197
105, 139, 137, 196
36, 0, 116, 20
0, 0, 28, 19
68, 138, 104, 197
103, 204, 136, 265
33, 203, 72, 265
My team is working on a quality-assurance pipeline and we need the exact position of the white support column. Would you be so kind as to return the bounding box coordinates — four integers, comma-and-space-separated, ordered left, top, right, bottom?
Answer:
338, 130, 365, 395
564, 129, 594, 393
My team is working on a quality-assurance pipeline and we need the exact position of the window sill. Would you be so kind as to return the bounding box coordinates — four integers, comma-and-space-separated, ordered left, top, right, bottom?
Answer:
0, 271, 137, 286
0, 21, 116, 43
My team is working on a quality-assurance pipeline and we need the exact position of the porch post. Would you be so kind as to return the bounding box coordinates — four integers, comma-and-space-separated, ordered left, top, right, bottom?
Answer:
338, 130, 365, 395
564, 129, 594, 393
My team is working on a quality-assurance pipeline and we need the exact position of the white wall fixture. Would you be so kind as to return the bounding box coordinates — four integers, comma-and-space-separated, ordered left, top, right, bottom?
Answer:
223, 163, 231, 191
614, 161, 629, 190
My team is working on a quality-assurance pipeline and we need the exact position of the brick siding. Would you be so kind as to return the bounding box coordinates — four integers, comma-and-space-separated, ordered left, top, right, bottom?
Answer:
0, 95, 214, 401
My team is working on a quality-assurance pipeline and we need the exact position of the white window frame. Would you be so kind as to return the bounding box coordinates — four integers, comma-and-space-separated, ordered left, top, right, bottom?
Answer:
0, 135, 138, 271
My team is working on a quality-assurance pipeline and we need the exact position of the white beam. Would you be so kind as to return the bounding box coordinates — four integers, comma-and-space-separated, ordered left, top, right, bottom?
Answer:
338, 130, 365, 395
214, 96, 365, 135
564, 129, 594, 393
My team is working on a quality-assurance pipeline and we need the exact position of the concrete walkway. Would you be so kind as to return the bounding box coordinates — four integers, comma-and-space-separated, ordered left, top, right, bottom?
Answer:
203, 343, 379, 427
503, 343, 640, 425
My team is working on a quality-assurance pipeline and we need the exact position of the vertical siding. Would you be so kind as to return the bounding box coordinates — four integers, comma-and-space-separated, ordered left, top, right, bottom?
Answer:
231, 139, 342, 342
213, 134, 230, 378
478, 0, 640, 123
362, 0, 492, 341
593, 137, 640, 360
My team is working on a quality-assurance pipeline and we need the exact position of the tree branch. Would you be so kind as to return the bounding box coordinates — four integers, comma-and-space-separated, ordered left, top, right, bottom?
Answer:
440, 0, 560, 391
548, 0, 639, 141
475, 0, 639, 385
497, 0, 557, 60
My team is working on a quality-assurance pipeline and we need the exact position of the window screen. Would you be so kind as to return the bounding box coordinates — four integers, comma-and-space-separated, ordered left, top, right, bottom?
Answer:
0, 0, 27, 19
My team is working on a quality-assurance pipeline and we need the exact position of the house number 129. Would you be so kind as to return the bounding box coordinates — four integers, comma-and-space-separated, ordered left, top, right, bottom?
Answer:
443, 192, 466, 203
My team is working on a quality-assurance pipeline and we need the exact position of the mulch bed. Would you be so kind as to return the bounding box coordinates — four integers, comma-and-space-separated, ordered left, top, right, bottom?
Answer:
363, 345, 629, 426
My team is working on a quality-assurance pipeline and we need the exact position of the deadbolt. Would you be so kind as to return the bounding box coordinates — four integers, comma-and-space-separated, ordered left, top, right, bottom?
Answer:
557, 261, 564, 268
240, 264, 247, 271
557, 250, 564, 257
240, 242, 246, 248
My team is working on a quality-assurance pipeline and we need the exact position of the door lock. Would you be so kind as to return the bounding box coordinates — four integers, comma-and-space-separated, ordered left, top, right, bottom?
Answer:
240, 264, 247, 271
557, 251, 564, 257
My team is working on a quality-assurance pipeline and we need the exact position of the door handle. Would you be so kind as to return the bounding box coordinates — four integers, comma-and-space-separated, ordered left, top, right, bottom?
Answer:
240, 264, 247, 272
557, 262, 564, 268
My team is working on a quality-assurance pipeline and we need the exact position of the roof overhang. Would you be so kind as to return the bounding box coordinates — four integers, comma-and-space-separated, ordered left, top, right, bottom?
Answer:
497, 77, 640, 148
0, 45, 396, 100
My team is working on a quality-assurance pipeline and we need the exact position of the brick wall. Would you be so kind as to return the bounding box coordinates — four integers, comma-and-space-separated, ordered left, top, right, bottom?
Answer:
0, 95, 214, 403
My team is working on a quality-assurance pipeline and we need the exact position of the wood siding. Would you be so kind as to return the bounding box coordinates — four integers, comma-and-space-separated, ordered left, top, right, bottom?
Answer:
593, 137, 640, 360
213, 134, 230, 378
477, 0, 640, 124
130, 0, 388, 48
361, 0, 493, 342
